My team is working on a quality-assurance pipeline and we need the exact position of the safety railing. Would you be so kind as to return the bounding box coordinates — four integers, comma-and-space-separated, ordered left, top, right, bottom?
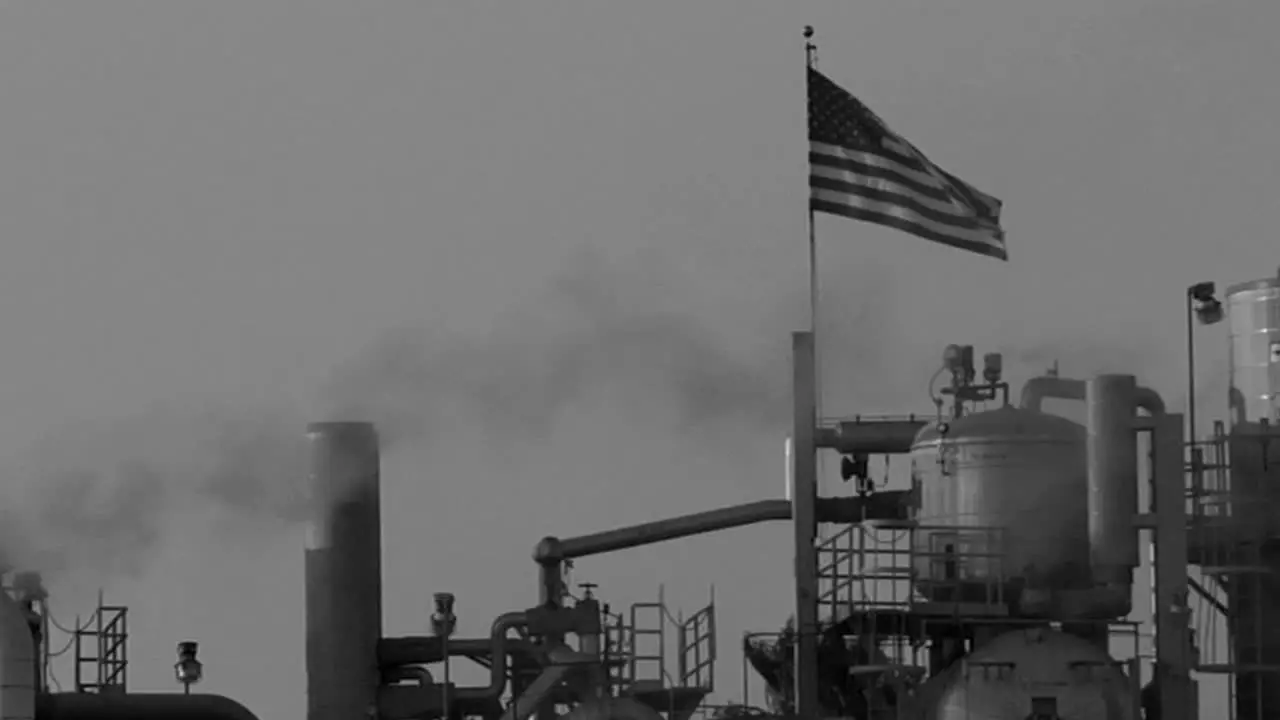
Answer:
607, 587, 716, 696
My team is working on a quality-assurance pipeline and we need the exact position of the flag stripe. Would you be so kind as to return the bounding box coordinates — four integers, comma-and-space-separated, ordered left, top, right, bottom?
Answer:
811, 194, 1008, 261
809, 142, 954, 204
810, 167, 986, 229
807, 67, 1006, 260
810, 141, 1003, 243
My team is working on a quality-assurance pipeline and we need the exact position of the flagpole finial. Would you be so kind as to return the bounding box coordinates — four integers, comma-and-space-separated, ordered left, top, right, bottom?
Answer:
803, 25, 814, 39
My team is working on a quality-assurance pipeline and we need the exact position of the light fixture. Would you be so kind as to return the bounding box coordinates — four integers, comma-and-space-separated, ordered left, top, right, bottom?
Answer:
174, 641, 203, 694
982, 353, 1003, 384
1188, 282, 1224, 325
431, 593, 456, 638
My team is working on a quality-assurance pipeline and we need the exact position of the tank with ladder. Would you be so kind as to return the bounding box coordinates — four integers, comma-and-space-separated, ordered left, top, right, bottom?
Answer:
1184, 267, 1280, 720
745, 342, 1180, 719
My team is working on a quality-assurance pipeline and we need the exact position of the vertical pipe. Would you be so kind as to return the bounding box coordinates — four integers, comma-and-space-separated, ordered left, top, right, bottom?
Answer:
790, 332, 820, 717
1086, 374, 1140, 584
305, 422, 382, 720
1151, 413, 1193, 720
1187, 293, 1198, 442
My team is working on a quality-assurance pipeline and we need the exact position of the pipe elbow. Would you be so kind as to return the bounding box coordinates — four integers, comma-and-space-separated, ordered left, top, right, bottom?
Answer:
1020, 377, 1086, 412
1135, 386, 1166, 416
533, 537, 564, 564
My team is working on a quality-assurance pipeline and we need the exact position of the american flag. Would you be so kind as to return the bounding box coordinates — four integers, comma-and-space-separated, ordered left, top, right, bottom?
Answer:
808, 67, 1007, 261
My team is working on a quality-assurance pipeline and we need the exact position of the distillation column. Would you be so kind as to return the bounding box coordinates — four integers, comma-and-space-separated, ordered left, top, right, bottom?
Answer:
305, 422, 384, 720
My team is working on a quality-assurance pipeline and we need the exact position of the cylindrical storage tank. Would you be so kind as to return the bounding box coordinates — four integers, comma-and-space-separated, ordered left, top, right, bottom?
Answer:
305, 422, 382, 720
908, 628, 1136, 720
1227, 271, 1280, 426
911, 407, 1088, 606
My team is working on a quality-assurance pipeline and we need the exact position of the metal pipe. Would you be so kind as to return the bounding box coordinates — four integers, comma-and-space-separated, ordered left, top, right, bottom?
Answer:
1151, 413, 1194, 720
1020, 376, 1085, 412
382, 666, 433, 687
790, 331, 820, 718
819, 419, 928, 454
1087, 374, 1140, 586
1187, 292, 1198, 442
38, 694, 260, 720
1136, 386, 1167, 416
377, 637, 535, 667
305, 421, 382, 720
531, 494, 912, 567
533, 501, 794, 562
457, 612, 527, 701
377, 613, 527, 719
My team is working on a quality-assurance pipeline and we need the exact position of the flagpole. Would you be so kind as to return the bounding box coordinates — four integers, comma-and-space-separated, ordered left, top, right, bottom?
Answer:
793, 24, 823, 720
804, 26, 819, 334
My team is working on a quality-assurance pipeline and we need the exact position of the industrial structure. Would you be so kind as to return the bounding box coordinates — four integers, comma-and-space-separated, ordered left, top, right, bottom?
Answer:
0, 267, 1274, 720
297, 268, 1280, 720
0, 572, 261, 720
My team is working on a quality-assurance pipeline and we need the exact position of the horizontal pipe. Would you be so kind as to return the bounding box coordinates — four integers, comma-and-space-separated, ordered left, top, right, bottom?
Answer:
382, 665, 432, 687
378, 637, 537, 666
533, 494, 913, 563
535, 501, 791, 561
819, 419, 927, 454
39, 693, 259, 720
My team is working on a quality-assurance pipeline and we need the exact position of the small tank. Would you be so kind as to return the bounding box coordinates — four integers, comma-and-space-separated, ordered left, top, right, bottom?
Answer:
906, 628, 1137, 720
1226, 269, 1280, 426
910, 406, 1088, 605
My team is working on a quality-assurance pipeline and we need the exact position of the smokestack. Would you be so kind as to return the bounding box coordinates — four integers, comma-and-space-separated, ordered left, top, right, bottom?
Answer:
305, 422, 382, 720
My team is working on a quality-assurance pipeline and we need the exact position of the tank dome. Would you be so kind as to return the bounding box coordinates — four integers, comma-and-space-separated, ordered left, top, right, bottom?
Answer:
915, 628, 1136, 720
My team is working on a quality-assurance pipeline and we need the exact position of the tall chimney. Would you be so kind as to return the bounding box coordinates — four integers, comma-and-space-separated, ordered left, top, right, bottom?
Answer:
305, 422, 382, 720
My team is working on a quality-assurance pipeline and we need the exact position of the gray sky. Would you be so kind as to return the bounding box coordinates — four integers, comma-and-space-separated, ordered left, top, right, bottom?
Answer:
1, 1, 1276, 717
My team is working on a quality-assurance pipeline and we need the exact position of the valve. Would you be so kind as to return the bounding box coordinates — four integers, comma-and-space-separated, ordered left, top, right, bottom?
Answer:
578, 582, 597, 600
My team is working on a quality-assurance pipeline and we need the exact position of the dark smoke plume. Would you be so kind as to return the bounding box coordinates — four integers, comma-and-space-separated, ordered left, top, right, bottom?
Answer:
321, 253, 789, 447
0, 253, 792, 581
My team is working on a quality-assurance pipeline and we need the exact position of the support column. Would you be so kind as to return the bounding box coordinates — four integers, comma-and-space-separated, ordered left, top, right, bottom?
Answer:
1151, 413, 1194, 720
791, 332, 820, 717
305, 422, 383, 720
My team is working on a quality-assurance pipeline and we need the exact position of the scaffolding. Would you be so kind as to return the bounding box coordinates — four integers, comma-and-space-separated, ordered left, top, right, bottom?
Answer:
73, 598, 129, 694
1185, 420, 1280, 720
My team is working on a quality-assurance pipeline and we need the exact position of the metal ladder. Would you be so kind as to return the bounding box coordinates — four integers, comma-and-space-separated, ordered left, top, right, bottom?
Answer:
74, 599, 129, 694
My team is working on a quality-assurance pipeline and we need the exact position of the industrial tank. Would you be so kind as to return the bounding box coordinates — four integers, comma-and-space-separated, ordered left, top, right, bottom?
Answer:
1223, 271, 1280, 537
907, 628, 1137, 720
1223, 270, 1280, 720
1227, 270, 1280, 426
910, 407, 1088, 605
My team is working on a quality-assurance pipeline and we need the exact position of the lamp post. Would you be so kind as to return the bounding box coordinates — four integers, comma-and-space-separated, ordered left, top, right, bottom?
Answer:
174, 641, 203, 695
1187, 282, 1225, 443
431, 593, 457, 720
